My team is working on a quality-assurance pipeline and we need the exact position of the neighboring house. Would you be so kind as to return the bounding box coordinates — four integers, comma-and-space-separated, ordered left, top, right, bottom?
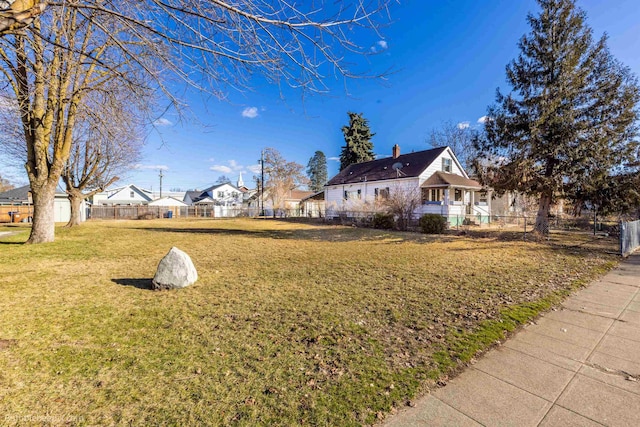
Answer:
91, 184, 153, 206
183, 190, 203, 205
0, 185, 86, 223
148, 197, 188, 207
324, 145, 489, 225
300, 191, 325, 217
150, 190, 187, 201
148, 196, 188, 218
246, 189, 315, 216
183, 183, 243, 206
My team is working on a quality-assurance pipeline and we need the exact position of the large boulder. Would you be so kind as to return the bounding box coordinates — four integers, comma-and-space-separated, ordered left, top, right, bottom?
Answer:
152, 247, 198, 290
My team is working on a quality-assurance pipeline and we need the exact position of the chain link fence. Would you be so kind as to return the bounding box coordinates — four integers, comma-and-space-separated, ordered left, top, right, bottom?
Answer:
87, 205, 636, 253
620, 220, 640, 256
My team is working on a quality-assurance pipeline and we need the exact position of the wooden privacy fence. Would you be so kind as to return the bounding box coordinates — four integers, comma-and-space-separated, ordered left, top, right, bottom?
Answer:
620, 220, 640, 256
88, 205, 263, 220
0, 205, 33, 223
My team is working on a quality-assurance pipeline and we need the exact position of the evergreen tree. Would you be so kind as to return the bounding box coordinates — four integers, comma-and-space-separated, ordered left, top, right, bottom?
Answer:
306, 151, 328, 192
339, 112, 375, 171
473, 0, 639, 233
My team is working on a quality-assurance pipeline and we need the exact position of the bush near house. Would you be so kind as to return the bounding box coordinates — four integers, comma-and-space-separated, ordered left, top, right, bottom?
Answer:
372, 212, 395, 229
419, 213, 447, 234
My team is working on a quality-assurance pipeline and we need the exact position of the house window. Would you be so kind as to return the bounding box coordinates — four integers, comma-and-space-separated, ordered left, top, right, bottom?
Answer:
130, 191, 135, 198
375, 187, 390, 200
454, 189, 463, 202
442, 158, 452, 172
479, 191, 488, 204
218, 191, 225, 197
422, 188, 443, 203
344, 189, 361, 200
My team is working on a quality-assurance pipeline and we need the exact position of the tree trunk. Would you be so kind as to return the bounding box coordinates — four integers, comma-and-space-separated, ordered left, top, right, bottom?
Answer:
26, 183, 56, 244
66, 192, 84, 227
534, 192, 552, 234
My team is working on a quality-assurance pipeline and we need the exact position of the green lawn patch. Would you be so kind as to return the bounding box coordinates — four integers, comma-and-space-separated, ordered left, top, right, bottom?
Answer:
0, 219, 618, 425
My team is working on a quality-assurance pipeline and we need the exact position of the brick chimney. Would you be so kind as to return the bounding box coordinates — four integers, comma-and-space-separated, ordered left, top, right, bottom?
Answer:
392, 144, 400, 159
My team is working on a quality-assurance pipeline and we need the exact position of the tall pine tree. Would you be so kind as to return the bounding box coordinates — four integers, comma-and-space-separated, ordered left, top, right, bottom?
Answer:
307, 151, 328, 192
474, 0, 639, 233
339, 112, 375, 171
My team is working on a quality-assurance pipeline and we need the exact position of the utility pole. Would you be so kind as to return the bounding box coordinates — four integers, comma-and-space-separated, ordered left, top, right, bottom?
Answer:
260, 149, 265, 217
159, 169, 164, 198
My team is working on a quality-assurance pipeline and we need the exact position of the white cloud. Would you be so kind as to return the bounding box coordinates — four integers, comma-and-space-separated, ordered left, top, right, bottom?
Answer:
210, 160, 246, 174
247, 164, 262, 174
153, 118, 173, 126
228, 159, 243, 171
241, 107, 259, 118
208, 157, 215, 162
457, 121, 470, 129
328, 157, 340, 162
370, 39, 388, 53
134, 164, 169, 170
477, 116, 488, 124
210, 165, 232, 173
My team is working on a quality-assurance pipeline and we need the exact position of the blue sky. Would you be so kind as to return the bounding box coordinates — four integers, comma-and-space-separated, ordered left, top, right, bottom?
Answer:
4, 0, 640, 192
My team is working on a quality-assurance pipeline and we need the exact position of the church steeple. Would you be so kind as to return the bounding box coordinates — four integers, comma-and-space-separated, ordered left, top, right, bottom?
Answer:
237, 172, 244, 188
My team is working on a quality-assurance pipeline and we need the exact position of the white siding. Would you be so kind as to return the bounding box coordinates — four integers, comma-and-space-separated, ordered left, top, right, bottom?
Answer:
324, 147, 483, 220
149, 197, 187, 207
325, 178, 420, 215
53, 197, 86, 223
417, 148, 467, 183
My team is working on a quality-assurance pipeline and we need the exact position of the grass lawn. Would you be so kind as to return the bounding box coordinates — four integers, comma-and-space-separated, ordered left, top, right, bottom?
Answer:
0, 219, 618, 425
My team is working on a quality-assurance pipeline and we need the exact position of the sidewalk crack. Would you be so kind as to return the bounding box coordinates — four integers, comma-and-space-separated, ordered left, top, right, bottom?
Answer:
584, 361, 639, 382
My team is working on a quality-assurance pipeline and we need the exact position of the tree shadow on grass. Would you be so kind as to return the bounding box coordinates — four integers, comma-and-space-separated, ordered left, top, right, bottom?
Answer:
128, 225, 441, 244
112, 278, 154, 290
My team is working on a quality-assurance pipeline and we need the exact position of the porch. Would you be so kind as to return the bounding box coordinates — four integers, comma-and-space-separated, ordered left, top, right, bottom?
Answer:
420, 171, 489, 226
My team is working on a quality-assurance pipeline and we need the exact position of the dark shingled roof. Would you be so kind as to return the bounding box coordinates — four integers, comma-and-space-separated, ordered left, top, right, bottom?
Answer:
326, 147, 448, 186
0, 185, 30, 202
421, 171, 482, 189
184, 190, 202, 202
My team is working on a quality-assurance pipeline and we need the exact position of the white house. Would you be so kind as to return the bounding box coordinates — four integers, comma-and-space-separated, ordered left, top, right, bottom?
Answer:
324, 145, 489, 225
183, 183, 243, 206
148, 197, 188, 207
91, 184, 153, 205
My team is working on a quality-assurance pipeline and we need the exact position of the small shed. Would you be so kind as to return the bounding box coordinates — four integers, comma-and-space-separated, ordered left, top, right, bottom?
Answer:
149, 197, 187, 218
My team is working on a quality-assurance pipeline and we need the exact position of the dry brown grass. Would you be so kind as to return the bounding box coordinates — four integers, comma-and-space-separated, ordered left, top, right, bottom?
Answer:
0, 219, 618, 425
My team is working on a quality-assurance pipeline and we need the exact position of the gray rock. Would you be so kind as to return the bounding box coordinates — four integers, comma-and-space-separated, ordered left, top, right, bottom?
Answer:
152, 247, 198, 290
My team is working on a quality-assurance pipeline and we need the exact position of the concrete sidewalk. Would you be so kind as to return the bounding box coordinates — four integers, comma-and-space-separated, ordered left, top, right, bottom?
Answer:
385, 252, 640, 427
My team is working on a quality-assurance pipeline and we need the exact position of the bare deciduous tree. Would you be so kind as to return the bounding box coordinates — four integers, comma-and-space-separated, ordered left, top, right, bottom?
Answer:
382, 184, 421, 231
62, 86, 146, 227
0, 173, 14, 191
1, 0, 393, 243
263, 147, 308, 217
0, 1, 46, 36
427, 121, 479, 171
0, 5, 151, 242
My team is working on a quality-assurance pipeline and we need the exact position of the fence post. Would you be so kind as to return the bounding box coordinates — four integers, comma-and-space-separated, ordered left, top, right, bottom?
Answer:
620, 220, 623, 256
523, 215, 527, 241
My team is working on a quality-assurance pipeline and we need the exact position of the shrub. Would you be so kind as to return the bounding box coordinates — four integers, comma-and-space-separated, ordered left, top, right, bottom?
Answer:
372, 212, 395, 229
137, 212, 157, 220
419, 214, 447, 234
